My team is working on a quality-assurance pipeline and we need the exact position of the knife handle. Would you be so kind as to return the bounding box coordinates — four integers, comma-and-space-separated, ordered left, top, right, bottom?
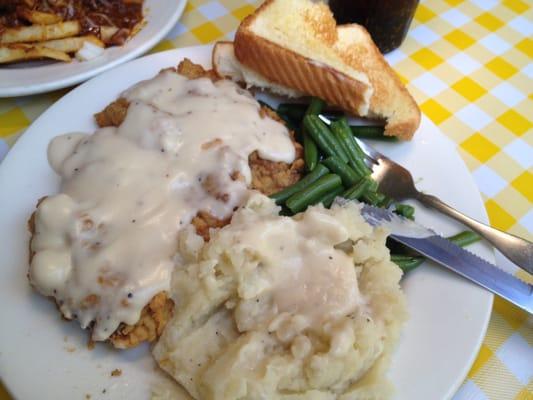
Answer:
416, 193, 533, 274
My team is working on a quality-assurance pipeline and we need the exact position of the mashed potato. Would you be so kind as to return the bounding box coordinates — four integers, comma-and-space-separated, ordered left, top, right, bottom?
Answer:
153, 194, 407, 400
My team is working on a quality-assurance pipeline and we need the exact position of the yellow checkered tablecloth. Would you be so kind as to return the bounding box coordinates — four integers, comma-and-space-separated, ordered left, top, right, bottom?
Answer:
0, 0, 531, 399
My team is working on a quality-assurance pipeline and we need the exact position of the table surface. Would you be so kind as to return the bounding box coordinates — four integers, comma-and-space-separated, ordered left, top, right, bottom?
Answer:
0, 1, 531, 399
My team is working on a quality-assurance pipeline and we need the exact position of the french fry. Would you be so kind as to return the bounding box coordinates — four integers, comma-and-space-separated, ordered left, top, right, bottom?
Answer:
0, 0, 144, 64
40, 35, 104, 53
100, 26, 119, 43
0, 21, 80, 44
0, 43, 71, 64
130, 20, 145, 38
18, 9, 63, 25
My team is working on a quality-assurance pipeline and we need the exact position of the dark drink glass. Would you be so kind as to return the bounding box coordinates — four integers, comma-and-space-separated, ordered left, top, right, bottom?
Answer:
329, 0, 419, 54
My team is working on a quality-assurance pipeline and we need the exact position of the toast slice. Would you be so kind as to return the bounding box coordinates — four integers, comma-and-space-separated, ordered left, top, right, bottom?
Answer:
212, 41, 302, 98
335, 25, 420, 139
233, 0, 420, 139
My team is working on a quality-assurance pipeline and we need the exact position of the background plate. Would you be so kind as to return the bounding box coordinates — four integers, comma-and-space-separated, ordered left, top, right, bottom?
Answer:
0, 46, 492, 400
0, 0, 187, 97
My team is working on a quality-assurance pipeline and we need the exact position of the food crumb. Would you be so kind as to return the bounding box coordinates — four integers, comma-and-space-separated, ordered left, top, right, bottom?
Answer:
87, 339, 95, 350
65, 346, 76, 353
85, 395, 91, 400
111, 369, 122, 377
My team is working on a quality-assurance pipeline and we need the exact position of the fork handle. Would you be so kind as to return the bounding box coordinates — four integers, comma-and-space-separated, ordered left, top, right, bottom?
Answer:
416, 193, 533, 274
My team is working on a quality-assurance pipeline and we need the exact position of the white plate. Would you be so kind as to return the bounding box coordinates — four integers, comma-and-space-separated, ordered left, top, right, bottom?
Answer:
0, 0, 187, 97
0, 46, 493, 400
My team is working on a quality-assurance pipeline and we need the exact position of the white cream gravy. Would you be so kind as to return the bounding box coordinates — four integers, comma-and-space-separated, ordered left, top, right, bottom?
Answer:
29, 70, 295, 341
225, 199, 362, 335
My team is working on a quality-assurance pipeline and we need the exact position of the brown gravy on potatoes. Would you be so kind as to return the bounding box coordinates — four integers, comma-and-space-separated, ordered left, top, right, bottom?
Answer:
29, 70, 296, 341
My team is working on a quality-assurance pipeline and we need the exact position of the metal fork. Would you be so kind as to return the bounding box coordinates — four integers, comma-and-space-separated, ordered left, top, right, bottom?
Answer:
351, 134, 533, 274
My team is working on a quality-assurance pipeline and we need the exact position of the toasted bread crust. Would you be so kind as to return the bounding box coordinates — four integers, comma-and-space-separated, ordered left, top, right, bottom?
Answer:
211, 41, 230, 78
235, 18, 370, 117
336, 25, 420, 140
212, 41, 304, 98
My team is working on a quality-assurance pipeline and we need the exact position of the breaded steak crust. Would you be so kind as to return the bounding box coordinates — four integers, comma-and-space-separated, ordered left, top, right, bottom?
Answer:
29, 59, 303, 348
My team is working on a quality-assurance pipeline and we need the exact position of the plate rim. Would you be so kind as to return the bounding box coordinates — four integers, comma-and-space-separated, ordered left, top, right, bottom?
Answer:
0, 0, 187, 97
0, 46, 494, 400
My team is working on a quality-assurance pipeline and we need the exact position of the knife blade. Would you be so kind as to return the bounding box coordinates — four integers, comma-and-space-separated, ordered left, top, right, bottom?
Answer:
360, 204, 533, 314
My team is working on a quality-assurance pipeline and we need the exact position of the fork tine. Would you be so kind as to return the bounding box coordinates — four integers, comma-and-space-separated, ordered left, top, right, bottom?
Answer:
353, 136, 386, 161
361, 155, 376, 170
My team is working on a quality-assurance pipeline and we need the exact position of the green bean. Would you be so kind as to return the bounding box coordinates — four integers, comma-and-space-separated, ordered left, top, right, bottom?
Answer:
365, 178, 379, 193
448, 231, 481, 247
322, 156, 361, 187
318, 186, 344, 208
269, 164, 329, 204
390, 255, 425, 272
350, 155, 371, 178
391, 231, 481, 274
276, 112, 300, 132
303, 115, 349, 163
391, 231, 482, 275
279, 206, 293, 216
375, 192, 386, 204
286, 174, 342, 214
378, 195, 394, 209
306, 98, 326, 116
342, 178, 371, 200
301, 98, 325, 171
278, 102, 343, 122
394, 203, 415, 220
277, 103, 307, 121
257, 100, 300, 131
330, 117, 371, 176
257, 100, 299, 130
351, 125, 397, 141
345, 124, 372, 177
362, 191, 385, 206
331, 118, 361, 155
303, 133, 319, 171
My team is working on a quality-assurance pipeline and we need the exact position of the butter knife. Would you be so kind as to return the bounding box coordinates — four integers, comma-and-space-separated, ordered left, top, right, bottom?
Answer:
360, 204, 533, 315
